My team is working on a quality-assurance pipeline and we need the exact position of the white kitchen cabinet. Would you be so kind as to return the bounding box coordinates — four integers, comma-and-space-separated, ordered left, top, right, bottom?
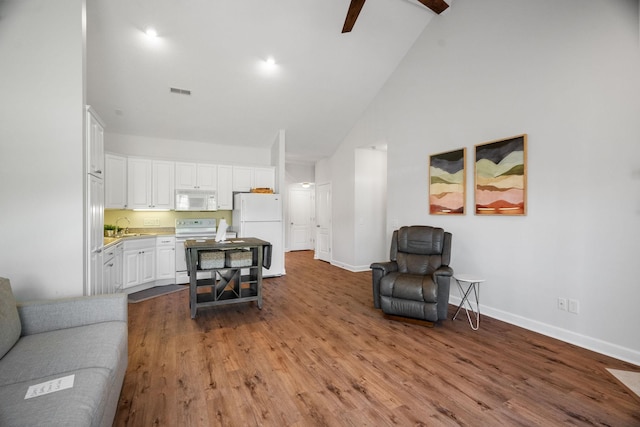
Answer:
122, 239, 156, 289
105, 153, 127, 209
88, 174, 104, 296
86, 106, 104, 179
152, 160, 175, 209
127, 158, 175, 209
175, 162, 217, 191
156, 236, 176, 280
114, 242, 123, 292
103, 245, 116, 294
254, 166, 276, 191
86, 106, 105, 296
217, 164, 233, 210
103, 242, 123, 294
232, 166, 275, 192
232, 166, 253, 192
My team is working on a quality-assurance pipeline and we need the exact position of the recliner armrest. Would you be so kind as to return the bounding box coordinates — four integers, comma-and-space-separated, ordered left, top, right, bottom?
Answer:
370, 261, 398, 309
370, 261, 398, 276
433, 266, 453, 277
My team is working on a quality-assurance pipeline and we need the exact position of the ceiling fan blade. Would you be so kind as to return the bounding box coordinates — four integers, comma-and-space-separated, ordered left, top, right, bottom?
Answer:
415, 0, 449, 14
342, 0, 367, 33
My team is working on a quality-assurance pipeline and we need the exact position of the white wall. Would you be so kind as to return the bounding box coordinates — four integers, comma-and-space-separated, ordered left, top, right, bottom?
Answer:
354, 148, 387, 270
0, 0, 86, 300
327, 0, 640, 364
104, 132, 271, 165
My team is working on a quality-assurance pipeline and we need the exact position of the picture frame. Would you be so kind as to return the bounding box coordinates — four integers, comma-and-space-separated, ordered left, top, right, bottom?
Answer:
474, 134, 527, 215
429, 148, 466, 215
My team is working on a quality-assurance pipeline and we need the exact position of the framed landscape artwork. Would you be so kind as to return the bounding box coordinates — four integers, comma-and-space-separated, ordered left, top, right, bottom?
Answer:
429, 148, 466, 215
475, 134, 527, 215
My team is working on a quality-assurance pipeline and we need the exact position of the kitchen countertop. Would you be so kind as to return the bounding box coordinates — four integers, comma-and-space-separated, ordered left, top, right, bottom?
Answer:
103, 228, 175, 248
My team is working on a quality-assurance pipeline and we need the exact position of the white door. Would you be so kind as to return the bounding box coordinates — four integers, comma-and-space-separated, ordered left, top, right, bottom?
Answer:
289, 188, 313, 251
315, 183, 331, 262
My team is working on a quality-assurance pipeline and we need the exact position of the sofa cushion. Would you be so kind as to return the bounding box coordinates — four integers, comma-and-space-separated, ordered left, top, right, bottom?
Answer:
0, 368, 112, 427
0, 277, 21, 359
0, 321, 127, 386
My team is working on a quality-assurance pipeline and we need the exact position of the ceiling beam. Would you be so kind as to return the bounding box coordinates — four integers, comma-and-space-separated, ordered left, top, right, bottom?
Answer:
415, 0, 449, 14
342, 0, 367, 33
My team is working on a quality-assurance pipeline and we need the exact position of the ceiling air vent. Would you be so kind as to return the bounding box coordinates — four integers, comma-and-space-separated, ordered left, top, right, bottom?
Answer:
170, 87, 191, 96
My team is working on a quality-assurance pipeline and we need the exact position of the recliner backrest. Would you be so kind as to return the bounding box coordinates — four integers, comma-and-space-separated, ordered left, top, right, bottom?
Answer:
391, 226, 451, 275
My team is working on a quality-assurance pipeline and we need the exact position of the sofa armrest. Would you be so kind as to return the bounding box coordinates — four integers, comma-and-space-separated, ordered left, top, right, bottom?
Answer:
17, 293, 127, 336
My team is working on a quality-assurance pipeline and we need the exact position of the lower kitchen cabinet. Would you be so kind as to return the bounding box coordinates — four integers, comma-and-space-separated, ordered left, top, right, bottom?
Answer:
114, 242, 123, 292
103, 246, 116, 294
101, 242, 123, 295
156, 236, 176, 280
123, 239, 156, 289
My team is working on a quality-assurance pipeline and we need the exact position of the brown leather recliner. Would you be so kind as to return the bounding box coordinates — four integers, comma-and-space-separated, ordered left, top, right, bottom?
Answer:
371, 226, 453, 322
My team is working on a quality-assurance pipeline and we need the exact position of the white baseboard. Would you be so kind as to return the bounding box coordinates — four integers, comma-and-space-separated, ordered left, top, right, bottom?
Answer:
330, 261, 370, 273
449, 295, 640, 367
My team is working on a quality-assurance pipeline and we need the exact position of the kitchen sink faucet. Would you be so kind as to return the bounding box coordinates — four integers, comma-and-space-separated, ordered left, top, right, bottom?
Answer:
115, 217, 130, 236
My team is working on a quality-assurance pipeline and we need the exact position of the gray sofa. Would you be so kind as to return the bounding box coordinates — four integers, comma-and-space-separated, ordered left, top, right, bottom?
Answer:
0, 277, 128, 427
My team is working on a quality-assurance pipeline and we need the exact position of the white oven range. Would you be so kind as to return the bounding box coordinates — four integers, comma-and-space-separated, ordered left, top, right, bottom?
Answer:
174, 218, 236, 284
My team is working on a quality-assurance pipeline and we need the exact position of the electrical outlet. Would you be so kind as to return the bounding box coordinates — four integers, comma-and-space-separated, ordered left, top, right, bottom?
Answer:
143, 218, 160, 226
558, 297, 567, 311
568, 299, 579, 314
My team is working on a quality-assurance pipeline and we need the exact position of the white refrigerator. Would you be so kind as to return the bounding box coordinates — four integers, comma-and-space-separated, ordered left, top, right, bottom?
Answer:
232, 193, 285, 276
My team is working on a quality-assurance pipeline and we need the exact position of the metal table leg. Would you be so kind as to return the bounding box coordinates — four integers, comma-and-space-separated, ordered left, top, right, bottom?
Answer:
452, 279, 482, 330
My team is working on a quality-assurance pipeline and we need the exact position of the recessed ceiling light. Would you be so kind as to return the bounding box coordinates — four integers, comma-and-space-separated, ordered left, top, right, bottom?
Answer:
145, 27, 158, 38
265, 57, 276, 67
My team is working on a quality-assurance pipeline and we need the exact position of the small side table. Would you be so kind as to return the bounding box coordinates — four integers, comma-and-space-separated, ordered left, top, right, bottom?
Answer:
452, 274, 486, 330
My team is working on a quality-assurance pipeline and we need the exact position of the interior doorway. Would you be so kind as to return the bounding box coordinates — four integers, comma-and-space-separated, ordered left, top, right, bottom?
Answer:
288, 186, 314, 251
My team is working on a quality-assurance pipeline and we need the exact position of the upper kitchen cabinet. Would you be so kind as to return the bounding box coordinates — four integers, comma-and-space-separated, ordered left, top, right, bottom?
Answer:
217, 164, 233, 210
127, 157, 175, 209
105, 153, 127, 209
232, 166, 275, 192
254, 167, 276, 191
175, 162, 217, 191
86, 106, 105, 179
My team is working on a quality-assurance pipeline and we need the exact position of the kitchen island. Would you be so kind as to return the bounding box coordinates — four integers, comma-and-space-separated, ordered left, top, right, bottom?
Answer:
184, 237, 271, 318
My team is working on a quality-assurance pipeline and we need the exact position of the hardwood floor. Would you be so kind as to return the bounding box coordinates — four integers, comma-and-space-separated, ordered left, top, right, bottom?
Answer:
114, 251, 640, 426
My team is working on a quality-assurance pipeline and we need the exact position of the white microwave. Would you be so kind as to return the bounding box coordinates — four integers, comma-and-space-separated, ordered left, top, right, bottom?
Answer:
175, 190, 217, 211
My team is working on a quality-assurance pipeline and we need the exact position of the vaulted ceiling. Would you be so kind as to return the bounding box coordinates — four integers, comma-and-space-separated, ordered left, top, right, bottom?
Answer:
86, 0, 449, 163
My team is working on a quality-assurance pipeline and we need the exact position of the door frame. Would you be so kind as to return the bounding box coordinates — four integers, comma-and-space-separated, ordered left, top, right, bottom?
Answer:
315, 182, 332, 262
